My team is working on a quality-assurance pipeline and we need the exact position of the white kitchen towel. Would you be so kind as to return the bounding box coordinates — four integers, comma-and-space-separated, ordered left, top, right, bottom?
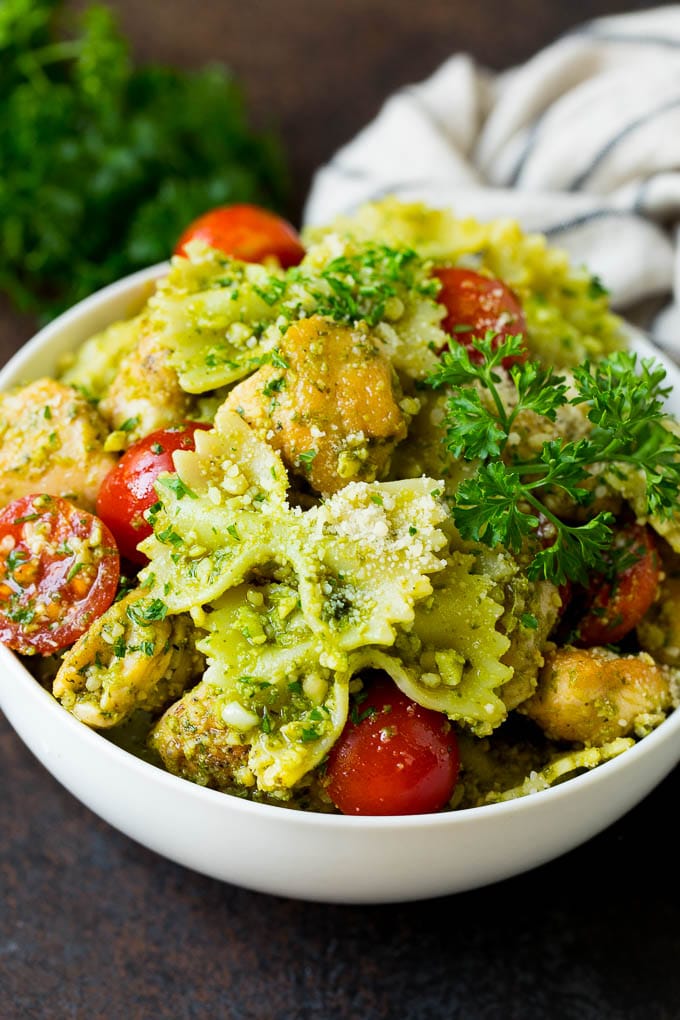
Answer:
304, 6, 680, 358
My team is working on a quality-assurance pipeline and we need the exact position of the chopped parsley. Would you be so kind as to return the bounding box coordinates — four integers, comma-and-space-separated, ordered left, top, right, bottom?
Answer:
127, 598, 168, 625
299, 244, 437, 327
254, 277, 287, 306
8, 605, 35, 625
270, 349, 290, 369
156, 527, 183, 547
588, 275, 609, 300
66, 561, 88, 582
298, 449, 317, 473
262, 376, 286, 397
113, 636, 127, 658
6, 548, 28, 575
300, 727, 320, 742
158, 476, 197, 500
350, 689, 377, 725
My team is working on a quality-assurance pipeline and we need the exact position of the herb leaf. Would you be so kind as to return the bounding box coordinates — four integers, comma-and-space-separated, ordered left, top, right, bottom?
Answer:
427, 332, 568, 462
127, 597, 168, 625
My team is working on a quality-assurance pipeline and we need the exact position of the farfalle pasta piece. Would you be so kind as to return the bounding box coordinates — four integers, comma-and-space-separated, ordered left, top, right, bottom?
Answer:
154, 580, 350, 794
53, 591, 203, 728
380, 554, 514, 736
303, 478, 448, 649
149, 243, 288, 393
141, 408, 450, 654
138, 407, 296, 612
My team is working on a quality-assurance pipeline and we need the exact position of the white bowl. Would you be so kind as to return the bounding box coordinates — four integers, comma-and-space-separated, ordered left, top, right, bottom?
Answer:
2, 266, 680, 905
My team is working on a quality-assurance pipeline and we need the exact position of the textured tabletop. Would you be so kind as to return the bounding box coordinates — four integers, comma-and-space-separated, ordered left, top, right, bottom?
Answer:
2, 3, 679, 1018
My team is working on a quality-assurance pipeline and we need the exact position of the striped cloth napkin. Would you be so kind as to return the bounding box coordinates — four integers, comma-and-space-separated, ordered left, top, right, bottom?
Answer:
304, 6, 680, 360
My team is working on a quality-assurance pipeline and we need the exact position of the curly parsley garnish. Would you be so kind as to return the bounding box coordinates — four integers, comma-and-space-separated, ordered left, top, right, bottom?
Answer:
427, 333, 680, 585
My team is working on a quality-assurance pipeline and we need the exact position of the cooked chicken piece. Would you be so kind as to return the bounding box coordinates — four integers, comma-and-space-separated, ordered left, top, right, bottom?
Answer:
0, 378, 116, 510
150, 680, 250, 790
224, 315, 409, 494
53, 590, 204, 728
98, 319, 192, 444
520, 645, 672, 745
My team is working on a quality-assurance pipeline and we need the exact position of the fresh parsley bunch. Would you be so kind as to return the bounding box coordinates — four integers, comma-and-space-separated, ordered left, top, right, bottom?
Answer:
0, 0, 288, 319
428, 333, 680, 586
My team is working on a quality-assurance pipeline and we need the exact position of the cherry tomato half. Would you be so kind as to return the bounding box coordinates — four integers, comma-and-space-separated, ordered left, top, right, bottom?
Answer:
174, 203, 305, 268
0, 494, 120, 655
434, 267, 527, 366
96, 422, 211, 565
574, 523, 660, 646
326, 674, 460, 816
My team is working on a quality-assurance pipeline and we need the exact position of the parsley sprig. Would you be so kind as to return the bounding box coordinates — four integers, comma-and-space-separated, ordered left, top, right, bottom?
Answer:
428, 333, 680, 585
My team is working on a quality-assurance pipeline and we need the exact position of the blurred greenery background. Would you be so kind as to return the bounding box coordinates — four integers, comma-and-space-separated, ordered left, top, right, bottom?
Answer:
0, 0, 659, 350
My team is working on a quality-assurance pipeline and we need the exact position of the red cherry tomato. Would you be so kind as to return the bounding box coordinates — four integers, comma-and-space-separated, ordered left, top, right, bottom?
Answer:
174, 203, 305, 268
575, 523, 660, 646
326, 674, 460, 816
434, 267, 527, 366
0, 494, 120, 655
96, 422, 211, 565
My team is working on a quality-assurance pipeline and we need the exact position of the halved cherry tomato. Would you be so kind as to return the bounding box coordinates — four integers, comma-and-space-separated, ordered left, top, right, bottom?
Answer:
326, 674, 460, 816
96, 422, 211, 565
0, 494, 120, 655
434, 267, 527, 366
174, 203, 305, 268
574, 523, 660, 646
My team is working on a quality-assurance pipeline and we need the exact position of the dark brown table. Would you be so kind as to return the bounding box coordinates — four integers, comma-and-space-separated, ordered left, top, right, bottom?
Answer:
3, 3, 679, 1017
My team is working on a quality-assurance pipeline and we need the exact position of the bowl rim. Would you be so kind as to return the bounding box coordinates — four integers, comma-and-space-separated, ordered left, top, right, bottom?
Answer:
2, 263, 680, 831
4, 635, 680, 830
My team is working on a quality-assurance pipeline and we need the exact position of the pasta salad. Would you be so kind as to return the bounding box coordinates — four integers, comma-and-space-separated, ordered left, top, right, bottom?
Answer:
2, 198, 679, 816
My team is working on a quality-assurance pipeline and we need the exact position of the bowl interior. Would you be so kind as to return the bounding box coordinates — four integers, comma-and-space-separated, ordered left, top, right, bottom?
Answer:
1, 269, 680, 902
